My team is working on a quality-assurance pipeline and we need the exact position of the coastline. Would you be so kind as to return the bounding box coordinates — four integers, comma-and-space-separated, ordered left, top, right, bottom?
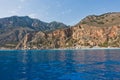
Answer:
52, 47, 120, 50
0, 47, 120, 51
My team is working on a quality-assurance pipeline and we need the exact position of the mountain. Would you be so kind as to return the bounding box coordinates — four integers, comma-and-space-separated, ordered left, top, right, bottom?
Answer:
15, 12, 120, 49
0, 16, 68, 32
1, 12, 120, 49
47, 21, 69, 32
0, 16, 68, 49
80, 12, 120, 27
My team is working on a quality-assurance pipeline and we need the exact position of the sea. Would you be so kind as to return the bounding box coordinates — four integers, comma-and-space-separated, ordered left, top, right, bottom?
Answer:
0, 49, 120, 80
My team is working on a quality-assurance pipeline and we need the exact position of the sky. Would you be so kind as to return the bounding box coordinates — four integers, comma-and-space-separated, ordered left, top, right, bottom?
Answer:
0, 0, 120, 25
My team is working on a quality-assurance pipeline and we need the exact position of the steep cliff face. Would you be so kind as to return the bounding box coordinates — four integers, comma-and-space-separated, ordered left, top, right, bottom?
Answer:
0, 16, 68, 49
19, 25, 120, 49
15, 33, 34, 49
19, 12, 120, 49
71, 25, 120, 47
24, 28, 73, 49
1, 12, 120, 49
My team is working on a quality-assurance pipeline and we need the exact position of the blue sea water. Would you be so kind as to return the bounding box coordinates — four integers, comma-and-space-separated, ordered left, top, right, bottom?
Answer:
0, 49, 120, 80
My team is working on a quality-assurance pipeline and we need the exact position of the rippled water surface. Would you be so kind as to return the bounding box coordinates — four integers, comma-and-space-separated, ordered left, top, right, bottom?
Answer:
0, 49, 120, 80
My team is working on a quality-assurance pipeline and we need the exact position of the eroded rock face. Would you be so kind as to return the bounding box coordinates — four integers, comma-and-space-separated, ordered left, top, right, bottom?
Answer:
0, 16, 68, 49
18, 24, 120, 49
2, 12, 120, 49
17, 22, 120, 49
26, 28, 73, 49
71, 25, 120, 47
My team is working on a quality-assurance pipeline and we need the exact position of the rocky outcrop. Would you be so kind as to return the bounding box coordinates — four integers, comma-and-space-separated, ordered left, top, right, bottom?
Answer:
15, 33, 34, 49
18, 25, 120, 49
0, 16, 68, 49
20, 12, 120, 49
1, 12, 120, 49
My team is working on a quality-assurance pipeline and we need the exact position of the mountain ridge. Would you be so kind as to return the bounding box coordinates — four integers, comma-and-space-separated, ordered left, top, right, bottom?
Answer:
0, 16, 68, 49
1, 12, 120, 49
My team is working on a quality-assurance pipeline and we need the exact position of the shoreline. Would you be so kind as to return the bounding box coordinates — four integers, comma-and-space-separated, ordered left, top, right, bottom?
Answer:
0, 47, 120, 51
52, 47, 120, 50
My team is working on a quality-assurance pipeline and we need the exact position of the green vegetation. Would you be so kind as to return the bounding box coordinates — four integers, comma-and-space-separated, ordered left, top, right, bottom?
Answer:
81, 21, 87, 24
66, 39, 77, 47
111, 18, 115, 21
90, 20, 97, 23
97, 21, 104, 24
99, 41, 108, 47
3, 43, 17, 48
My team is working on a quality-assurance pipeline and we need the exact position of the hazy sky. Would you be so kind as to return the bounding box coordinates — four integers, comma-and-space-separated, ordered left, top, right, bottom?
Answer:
0, 0, 120, 25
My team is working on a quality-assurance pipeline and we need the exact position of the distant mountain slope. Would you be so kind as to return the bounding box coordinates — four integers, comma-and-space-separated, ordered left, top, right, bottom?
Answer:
1, 12, 120, 49
80, 12, 120, 27
15, 12, 120, 49
0, 16, 68, 32
0, 16, 68, 48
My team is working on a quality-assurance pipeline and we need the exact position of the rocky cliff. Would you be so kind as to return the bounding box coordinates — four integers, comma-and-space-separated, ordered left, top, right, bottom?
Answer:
20, 25, 120, 49
1, 12, 120, 49
0, 16, 68, 49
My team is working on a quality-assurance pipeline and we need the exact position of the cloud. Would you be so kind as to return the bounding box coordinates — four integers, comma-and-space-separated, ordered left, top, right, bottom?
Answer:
28, 13, 38, 18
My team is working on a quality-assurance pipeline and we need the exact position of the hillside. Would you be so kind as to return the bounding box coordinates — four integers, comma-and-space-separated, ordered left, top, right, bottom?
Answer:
1, 12, 120, 49
0, 16, 68, 49
80, 12, 120, 27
